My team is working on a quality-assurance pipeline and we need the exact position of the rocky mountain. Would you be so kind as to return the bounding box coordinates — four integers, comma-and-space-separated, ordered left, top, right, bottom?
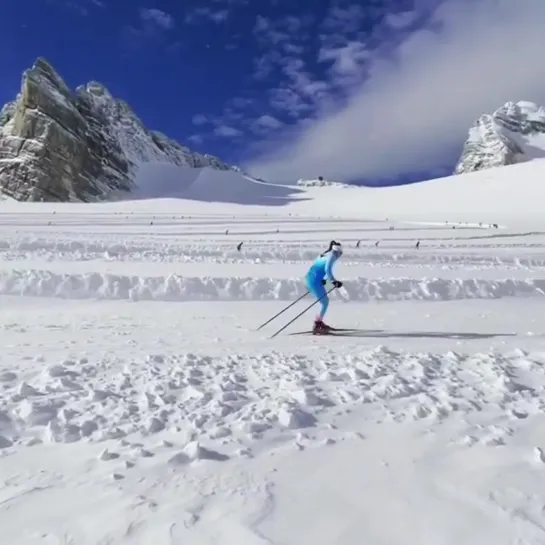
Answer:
455, 101, 545, 175
0, 58, 234, 202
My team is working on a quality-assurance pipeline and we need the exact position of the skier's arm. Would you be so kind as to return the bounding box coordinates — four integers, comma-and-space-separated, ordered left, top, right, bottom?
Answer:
324, 253, 337, 282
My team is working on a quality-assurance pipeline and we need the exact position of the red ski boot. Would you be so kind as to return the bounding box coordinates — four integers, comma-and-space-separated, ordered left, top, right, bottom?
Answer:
313, 318, 332, 335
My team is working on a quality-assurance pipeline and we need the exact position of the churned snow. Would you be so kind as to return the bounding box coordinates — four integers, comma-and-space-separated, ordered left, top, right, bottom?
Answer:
3, 161, 545, 544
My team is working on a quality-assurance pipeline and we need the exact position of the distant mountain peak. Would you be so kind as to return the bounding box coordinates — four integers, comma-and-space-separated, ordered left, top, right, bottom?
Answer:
455, 100, 545, 175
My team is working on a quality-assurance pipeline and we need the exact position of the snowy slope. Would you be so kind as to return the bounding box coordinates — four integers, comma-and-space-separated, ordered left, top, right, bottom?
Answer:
3, 161, 545, 544
65, 154, 545, 225
130, 162, 306, 205
455, 100, 545, 174
294, 157, 545, 226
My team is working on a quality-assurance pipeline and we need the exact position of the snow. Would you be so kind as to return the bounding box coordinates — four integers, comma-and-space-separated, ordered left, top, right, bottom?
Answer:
132, 163, 306, 205
296, 177, 349, 187
3, 161, 545, 544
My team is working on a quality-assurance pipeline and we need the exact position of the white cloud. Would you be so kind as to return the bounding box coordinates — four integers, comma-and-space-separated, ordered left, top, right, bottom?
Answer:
319, 41, 370, 77
268, 87, 312, 118
140, 8, 175, 30
192, 114, 209, 125
253, 16, 290, 44
50, 0, 104, 15
322, 4, 366, 34
122, 7, 175, 50
384, 10, 419, 30
186, 7, 229, 24
187, 134, 204, 145
245, 0, 545, 184
251, 115, 284, 133
214, 125, 242, 137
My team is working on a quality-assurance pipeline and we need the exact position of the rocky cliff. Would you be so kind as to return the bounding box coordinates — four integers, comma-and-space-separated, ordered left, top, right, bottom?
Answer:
455, 101, 545, 175
0, 58, 233, 202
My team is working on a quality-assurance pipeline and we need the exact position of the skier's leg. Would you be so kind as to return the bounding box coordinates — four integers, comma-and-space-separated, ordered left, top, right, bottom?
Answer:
317, 289, 329, 320
307, 279, 329, 330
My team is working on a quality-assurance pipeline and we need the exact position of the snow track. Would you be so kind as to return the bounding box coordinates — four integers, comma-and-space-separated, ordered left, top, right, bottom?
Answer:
1, 212, 545, 303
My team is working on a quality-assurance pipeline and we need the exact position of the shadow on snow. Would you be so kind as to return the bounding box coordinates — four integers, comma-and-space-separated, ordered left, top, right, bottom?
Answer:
289, 329, 517, 339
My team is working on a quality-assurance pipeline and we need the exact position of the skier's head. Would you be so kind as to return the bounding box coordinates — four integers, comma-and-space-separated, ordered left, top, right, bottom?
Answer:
323, 240, 342, 257
331, 241, 343, 256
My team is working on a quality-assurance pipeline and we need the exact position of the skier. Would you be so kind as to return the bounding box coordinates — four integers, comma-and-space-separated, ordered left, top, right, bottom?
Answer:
305, 240, 343, 334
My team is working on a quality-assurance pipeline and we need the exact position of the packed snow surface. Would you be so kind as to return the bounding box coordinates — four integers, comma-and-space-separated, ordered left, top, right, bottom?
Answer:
3, 160, 545, 543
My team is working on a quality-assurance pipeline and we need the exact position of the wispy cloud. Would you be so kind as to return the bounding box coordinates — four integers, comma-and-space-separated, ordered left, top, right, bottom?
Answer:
122, 7, 175, 50
250, 13, 318, 122
321, 3, 366, 35
187, 134, 204, 145
245, 0, 545, 184
190, 108, 248, 141
192, 114, 209, 126
214, 125, 243, 138
48, 0, 104, 16
384, 10, 420, 30
318, 42, 369, 78
139, 8, 175, 30
250, 115, 284, 135
185, 7, 229, 24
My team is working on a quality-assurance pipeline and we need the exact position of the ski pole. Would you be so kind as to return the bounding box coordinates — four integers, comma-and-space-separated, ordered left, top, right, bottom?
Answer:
270, 287, 335, 339
256, 290, 309, 331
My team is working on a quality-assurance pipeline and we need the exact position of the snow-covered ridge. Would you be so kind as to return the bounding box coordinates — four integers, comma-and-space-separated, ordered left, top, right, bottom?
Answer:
455, 100, 545, 174
0, 58, 238, 202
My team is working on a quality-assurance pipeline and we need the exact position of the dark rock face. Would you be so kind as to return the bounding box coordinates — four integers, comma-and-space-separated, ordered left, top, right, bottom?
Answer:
455, 101, 545, 175
0, 58, 232, 201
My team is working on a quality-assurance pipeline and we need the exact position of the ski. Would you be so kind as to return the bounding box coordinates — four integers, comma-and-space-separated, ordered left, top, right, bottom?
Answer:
287, 327, 361, 336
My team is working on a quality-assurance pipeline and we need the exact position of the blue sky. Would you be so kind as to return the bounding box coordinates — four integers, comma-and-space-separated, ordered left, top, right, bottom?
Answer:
2, 0, 545, 185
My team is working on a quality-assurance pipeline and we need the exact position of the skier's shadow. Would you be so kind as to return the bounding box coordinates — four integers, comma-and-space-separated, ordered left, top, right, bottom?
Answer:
334, 329, 517, 340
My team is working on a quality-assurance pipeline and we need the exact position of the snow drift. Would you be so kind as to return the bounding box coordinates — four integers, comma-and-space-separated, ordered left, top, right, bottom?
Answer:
1, 269, 544, 303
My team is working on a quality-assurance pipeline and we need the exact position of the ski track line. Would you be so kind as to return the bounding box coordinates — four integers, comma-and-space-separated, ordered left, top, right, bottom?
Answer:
2, 237, 545, 268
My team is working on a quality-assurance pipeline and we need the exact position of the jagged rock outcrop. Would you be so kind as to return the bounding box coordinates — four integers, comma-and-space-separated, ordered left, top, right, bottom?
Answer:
455, 101, 545, 174
0, 58, 233, 201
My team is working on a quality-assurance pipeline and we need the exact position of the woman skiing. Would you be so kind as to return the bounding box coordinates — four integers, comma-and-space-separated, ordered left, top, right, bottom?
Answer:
305, 240, 343, 334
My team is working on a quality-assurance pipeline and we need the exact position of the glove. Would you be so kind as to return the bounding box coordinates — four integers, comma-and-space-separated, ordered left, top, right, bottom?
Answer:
333, 280, 343, 288
322, 279, 327, 285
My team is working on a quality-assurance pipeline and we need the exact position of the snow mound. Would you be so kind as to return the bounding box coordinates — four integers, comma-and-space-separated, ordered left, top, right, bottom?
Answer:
131, 163, 306, 205
1, 269, 544, 302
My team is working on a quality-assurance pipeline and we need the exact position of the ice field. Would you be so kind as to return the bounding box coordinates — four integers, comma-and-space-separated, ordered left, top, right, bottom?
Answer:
3, 161, 545, 544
